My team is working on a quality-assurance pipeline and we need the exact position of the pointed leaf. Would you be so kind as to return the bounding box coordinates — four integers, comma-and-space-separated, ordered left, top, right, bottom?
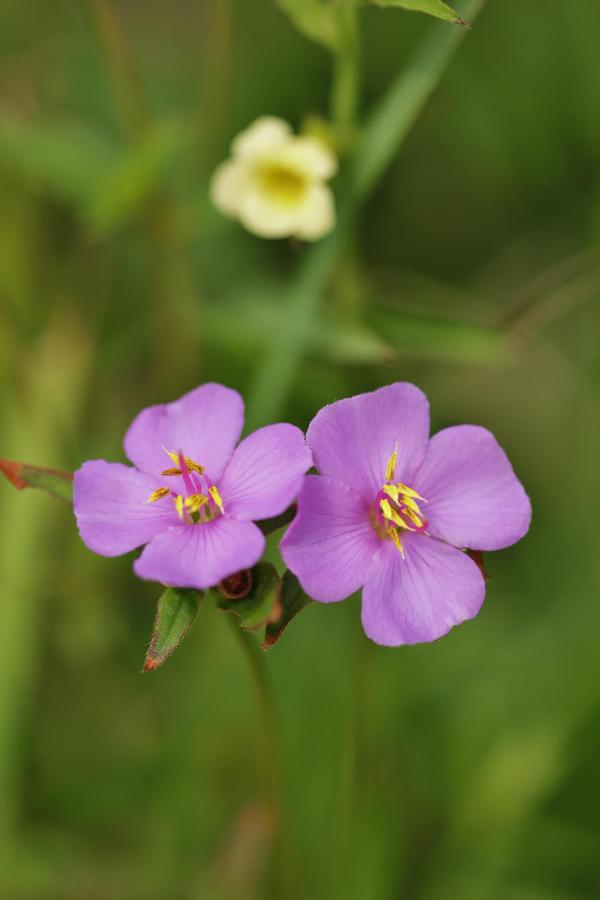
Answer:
275, 0, 341, 50
215, 563, 281, 632
0, 460, 73, 504
263, 571, 313, 650
143, 588, 202, 672
369, 0, 467, 26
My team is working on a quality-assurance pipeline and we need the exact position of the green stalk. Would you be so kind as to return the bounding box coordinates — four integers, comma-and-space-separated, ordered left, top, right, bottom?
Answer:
247, 0, 487, 429
227, 620, 294, 897
330, 0, 360, 137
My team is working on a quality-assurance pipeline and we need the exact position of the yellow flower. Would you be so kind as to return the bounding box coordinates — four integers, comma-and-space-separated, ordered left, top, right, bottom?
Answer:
210, 116, 337, 241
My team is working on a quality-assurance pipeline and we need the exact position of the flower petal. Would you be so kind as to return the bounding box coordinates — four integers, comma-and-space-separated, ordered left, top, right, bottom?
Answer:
133, 517, 265, 590
280, 475, 380, 603
414, 425, 532, 551
306, 383, 430, 503
294, 183, 335, 240
237, 184, 303, 238
124, 383, 244, 482
210, 159, 249, 217
361, 533, 485, 646
74, 461, 177, 557
219, 424, 312, 521
277, 136, 337, 180
232, 116, 291, 160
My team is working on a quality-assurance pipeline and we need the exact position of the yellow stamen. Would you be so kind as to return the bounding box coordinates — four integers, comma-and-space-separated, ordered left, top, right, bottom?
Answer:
385, 445, 398, 481
380, 499, 409, 529
382, 483, 399, 503
386, 526, 405, 559
396, 482, 427, 502
400, 494, 422, 515
163, 448, 205, 474
174, 494, 185, 520
403, 507, 424, 529
146, 487, 170, 503
161, 467, 183, 477
209, 485, 224, 513
185, 493, 209, 514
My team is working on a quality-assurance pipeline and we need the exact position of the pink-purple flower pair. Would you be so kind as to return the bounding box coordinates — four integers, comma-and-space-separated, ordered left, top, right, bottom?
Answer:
75, 381, 531, 647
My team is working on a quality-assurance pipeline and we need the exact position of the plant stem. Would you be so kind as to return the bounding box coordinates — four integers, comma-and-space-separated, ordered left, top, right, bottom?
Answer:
247, 0, 487, 430
330, 633, 371, 896
330, 0, 360, 137
227, 619, 294, 896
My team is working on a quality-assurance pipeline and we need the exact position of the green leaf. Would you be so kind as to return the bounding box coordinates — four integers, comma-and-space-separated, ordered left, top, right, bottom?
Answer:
0, 460, 73, 504
369, 0, 467, 26
143, 588, 202, 672
214, 563, 281, 632
275, 0, 341, 50
263, 571, 313, 650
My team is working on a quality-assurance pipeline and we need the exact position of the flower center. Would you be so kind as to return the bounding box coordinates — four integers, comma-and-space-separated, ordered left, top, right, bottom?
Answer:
256, 162, 307, 205
146, 449, 224, 525
372, 446, 427, 558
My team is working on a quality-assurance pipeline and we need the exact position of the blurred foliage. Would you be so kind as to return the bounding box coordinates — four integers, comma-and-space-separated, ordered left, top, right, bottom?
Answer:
1, 1, 600, 899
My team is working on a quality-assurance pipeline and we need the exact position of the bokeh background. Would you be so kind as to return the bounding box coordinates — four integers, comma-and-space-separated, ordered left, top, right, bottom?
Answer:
1, 1, 600, 898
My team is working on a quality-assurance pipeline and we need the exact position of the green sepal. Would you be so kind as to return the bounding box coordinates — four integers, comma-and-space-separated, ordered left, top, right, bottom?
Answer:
214, 563, 281, 632
0, 459, 73, 504
143, 588, 203, 672
263, 571, 313, 650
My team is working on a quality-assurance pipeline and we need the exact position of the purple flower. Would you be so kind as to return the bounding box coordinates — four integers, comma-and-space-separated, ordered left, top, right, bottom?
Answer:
281, 383, 531, 646
74, 383, 311, 590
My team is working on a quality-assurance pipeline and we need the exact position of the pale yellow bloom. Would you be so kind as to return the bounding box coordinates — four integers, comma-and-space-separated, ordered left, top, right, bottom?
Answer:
210, 116, 337, 240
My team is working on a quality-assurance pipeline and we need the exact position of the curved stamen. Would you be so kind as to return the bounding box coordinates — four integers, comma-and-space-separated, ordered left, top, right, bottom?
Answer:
375, 447, 428, 557
145, 448, 224, 525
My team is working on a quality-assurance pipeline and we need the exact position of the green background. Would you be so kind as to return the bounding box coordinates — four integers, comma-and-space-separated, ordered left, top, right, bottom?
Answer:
1, 1, 600, 898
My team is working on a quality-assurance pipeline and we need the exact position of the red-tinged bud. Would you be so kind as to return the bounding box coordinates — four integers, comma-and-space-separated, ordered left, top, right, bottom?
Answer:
219, 569, 253, 601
